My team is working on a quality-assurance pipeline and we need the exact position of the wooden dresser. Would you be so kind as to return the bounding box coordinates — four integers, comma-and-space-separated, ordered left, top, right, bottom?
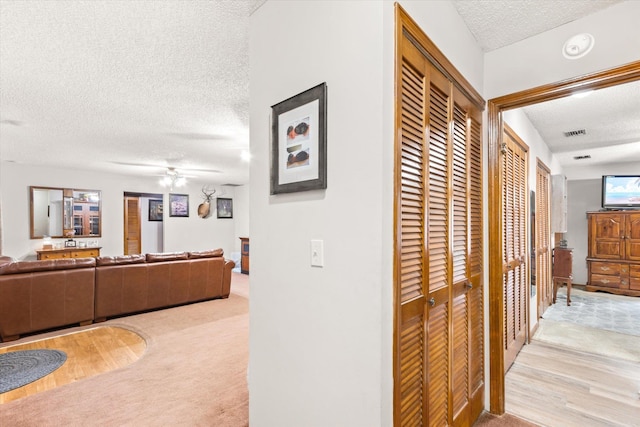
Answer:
586, 211, 640, 296
36, 247, 101, 260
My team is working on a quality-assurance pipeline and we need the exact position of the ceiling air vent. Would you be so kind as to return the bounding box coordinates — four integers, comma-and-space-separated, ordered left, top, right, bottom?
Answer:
564, 129, 586, 137
573, 155, 591, 160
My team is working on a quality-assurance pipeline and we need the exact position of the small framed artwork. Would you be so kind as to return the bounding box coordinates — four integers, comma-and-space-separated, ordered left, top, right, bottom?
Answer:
271, 82, 327, 194
64, 239, 76, 247
169, 194, 189, 217
149, 199, 163, 221
216, 198, 233, 219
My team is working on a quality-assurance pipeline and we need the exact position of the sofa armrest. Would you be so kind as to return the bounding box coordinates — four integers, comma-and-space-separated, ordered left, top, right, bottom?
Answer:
221, 259, 235, 298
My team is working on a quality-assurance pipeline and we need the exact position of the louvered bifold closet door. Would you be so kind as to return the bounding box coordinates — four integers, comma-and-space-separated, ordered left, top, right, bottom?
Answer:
502, 126, 528, 371
395, 6, 484, 427
425, 66, 452, 427
536, 162, 552, 315
457, 89, 484, 423
397, 39, 428, 426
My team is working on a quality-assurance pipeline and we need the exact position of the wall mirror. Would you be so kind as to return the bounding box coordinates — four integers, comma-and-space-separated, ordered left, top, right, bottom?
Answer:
30, 186, 102, 239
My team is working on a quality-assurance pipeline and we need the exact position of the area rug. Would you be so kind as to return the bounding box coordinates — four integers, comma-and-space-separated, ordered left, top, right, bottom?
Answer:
0, 349, 67, 394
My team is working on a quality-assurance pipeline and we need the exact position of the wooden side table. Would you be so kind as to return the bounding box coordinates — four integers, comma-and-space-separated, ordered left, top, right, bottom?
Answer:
552, 247, 573, 306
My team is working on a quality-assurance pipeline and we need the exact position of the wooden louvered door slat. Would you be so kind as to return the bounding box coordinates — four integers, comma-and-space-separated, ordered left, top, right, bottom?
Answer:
398, 40, 428, 426
536, 161, 552, 316
395, 6, 484, 426
426, 66, 451, 427
502, 125, 529, 372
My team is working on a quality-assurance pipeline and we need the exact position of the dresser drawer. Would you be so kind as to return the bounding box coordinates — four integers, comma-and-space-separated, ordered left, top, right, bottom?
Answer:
71, 249, 99, 258
589, 274, 622, 288
39, 252, 71, 260
590, 262, 621, 276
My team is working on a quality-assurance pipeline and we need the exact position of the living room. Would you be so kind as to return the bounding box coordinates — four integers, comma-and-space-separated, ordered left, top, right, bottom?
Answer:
1, 1, 640, 426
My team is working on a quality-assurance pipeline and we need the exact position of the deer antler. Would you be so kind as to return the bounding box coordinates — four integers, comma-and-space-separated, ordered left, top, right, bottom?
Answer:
201, 185, 217, 202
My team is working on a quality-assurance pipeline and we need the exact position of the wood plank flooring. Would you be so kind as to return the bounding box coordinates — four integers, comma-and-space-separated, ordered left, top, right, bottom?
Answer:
0, 326, 145, 404
505, 340, 640, 426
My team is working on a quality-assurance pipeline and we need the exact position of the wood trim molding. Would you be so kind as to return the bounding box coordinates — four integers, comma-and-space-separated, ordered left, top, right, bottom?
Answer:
395, 4, 485, 110
487, 60, 640, 414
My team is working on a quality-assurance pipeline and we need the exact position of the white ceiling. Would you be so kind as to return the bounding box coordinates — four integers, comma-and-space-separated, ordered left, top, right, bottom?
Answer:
0, 0, 637, 184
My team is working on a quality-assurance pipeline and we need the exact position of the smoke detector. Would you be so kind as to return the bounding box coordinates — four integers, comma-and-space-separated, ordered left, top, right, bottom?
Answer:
563, 33, 595, 59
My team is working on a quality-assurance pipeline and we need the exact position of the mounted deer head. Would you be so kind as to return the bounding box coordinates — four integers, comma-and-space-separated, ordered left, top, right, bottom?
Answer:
197, 185, 216, 218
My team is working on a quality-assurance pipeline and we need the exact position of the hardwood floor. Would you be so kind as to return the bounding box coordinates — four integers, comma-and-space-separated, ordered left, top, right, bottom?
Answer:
0, 326, 145, 404
505, 339, 640, 426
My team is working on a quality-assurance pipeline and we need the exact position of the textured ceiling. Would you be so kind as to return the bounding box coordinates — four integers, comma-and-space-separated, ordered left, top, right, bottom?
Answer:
0, 0, 265, 184
452, 0, 622, 51
520, 81, 640, 166
0, 0, 636, 184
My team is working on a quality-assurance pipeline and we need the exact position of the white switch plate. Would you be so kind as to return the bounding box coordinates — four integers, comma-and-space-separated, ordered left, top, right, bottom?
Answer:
310, 239, 324, 267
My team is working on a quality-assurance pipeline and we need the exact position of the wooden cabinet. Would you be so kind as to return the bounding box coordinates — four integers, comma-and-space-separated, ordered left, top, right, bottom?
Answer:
36, 247, 101, 260
586, 211, 640, 296
240, 237, 249, 275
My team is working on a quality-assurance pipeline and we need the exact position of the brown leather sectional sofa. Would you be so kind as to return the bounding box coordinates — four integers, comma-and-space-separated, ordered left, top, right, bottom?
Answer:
0, 250, 234, 342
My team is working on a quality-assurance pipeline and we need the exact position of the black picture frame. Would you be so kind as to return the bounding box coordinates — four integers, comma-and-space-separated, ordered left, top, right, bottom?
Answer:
216, 198, 233, 219
64, 239, 76, 247
149, 199, 163, 221
169, 194, 189, 217
271, 82, 327, 194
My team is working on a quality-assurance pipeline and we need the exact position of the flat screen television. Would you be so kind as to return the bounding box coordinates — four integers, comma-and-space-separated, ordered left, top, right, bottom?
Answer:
602, 175, 640, 209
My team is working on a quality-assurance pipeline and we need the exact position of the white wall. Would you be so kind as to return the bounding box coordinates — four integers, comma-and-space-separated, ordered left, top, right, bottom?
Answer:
233, 184, 249, 252
249, 1, 484, 425
566, 179, 601, 285
140, 196, 163, 253
0, 162, 239, 259
484, 1, 640, 99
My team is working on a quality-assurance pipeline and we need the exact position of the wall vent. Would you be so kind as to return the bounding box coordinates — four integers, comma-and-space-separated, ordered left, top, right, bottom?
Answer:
573, 155, 591, 160
564, 129, 586, 137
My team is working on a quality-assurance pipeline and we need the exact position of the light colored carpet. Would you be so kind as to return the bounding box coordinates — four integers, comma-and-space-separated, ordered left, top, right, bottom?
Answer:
0, 272, 249, 426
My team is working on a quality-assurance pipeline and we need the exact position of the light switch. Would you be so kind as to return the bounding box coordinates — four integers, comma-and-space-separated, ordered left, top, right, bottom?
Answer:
311, 239, 324, 267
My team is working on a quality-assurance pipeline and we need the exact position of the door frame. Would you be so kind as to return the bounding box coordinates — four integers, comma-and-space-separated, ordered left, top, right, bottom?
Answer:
487, 60, 640, 414
123, 192, 164, 255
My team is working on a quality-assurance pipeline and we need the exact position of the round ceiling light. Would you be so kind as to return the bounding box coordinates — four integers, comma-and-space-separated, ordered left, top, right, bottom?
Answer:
562, 33, 595, 59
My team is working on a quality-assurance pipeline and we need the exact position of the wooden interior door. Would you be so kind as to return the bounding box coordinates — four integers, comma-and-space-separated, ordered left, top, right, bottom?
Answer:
535, 161, 552, 317
124, 196, 141, 255
394, 6, 484, 426
501, 125, 529, 372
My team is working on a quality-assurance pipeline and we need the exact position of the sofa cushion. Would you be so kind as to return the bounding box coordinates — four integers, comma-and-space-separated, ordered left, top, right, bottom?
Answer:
0, 258, 96, 275
96, 254, 146, 266
146, 252, 189, 262
188, 249, 224, 259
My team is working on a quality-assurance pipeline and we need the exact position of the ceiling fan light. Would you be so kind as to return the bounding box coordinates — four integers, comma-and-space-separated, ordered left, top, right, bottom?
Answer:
562, 33, 595, 60
175, 176, 187, 187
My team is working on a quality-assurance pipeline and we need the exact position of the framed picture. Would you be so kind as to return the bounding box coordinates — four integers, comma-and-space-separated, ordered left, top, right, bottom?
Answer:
169, 194, 189, 217
149, 199, 163, 221
64, 239, 76, 247
271, 82, 327, 194
216, 198, 233, 219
